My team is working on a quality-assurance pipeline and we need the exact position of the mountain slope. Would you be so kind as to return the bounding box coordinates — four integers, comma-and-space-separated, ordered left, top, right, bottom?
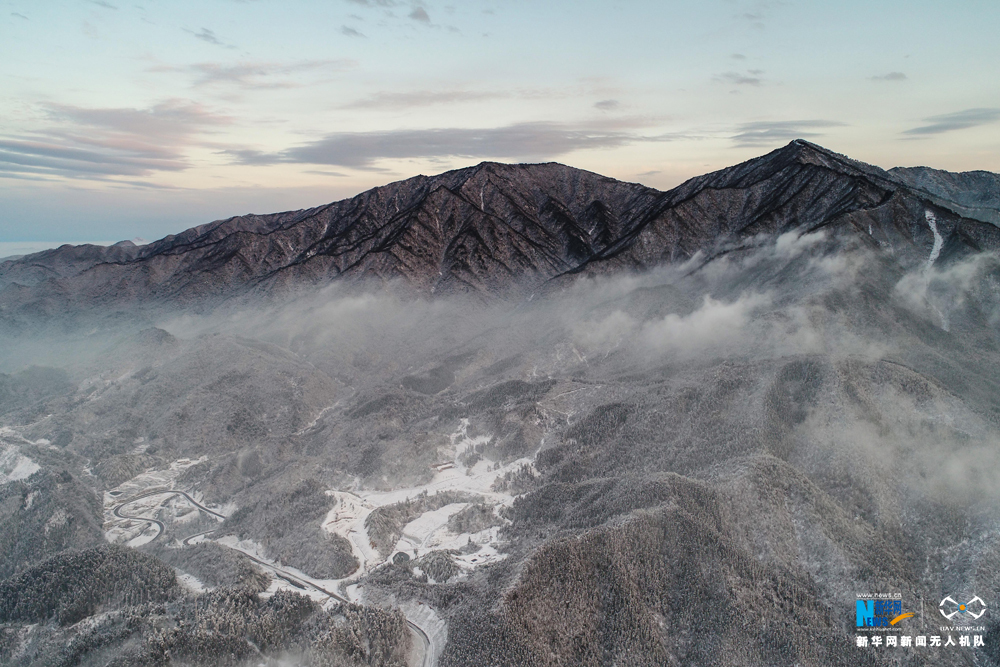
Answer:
1, 141, 998, 314
889, 165, 1000, 225
3, 143, 1000, 665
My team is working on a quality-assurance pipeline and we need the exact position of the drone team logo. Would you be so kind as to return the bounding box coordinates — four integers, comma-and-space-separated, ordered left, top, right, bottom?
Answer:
940, 595, 987, 621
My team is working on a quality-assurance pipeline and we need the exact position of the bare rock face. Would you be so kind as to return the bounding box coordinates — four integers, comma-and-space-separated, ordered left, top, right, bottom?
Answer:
2, 140, 998, 318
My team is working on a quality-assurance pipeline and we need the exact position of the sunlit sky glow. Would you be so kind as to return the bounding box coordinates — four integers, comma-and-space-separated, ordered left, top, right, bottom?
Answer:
2, 0, 999, 243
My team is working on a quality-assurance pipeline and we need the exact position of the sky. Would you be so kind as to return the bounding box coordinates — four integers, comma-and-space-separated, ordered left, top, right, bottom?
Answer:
1, 0, 999, 245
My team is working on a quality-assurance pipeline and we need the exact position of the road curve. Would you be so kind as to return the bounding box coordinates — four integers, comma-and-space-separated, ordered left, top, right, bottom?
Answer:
182, 530, 216, 546
113, 489, 225, 545
118, 489, 227, 518
223, 545, 431, 666
113, 490, 432, 666
112, 503, 165, 541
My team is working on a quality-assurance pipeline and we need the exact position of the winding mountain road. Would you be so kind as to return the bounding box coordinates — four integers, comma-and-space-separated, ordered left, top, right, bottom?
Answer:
112, 489, 225, 543
112, 490, 433, 666
207, 541, 432, 667
112, 502, 165, 539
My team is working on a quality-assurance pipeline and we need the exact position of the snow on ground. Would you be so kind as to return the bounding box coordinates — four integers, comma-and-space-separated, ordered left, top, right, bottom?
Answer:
0, 445, 40, 484
322, 491, 379, 573
322, 419, 529, 667
215, 535, 342, 604
3, 624, 36, 665
166, 503, 203, 525
102, 456, 212, 545
394, 502, 469, 557
70, 611, 118, 634
321, 417, 539, 590
344, 583, 362, 603
125, 525, 159, 548
322, 418, 534, 581
296, 384, 357, 436
925, 209, 944, 272
106, 456, 208, 502
175, 570, 207, 593
399, 600, 448, 667
361, 419, 531, 511
295, 404, 337, 435
183, 532, 211, 546
94, 418, 537, 666
0, 427, 49, 486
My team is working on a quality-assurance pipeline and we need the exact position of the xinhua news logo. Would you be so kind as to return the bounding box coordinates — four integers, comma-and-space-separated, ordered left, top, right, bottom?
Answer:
856, 598, 913, 628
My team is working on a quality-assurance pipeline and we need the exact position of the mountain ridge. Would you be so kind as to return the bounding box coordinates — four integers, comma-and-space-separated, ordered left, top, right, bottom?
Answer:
2, 140, 999, 313
6, 144, 1000, 666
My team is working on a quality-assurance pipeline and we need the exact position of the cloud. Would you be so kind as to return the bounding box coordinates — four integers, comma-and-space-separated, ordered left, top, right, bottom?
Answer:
731, 120, 845, 146
730, 53, 746, 60
0, 100, 230, 180
642, 293, 772, 355
226, 122, 667, 168
740, 11, 765, 30
188, 27, 236, 49
773, 230, 827, 260
409, 7, 430, 22
341, 89, 507, 110
715, 71, 762, 86
574, 310, 637, 351
870, 71, 906, 82
148, 60, 355, 91
341, 82, 629, 111
894, 254, 1000, 331
594, 99, 620, 111
11, 12, 28, 19
224, 148, 280, 166
303, 169, 350, 177
346, 0, 397, 5
88, 0, 118, 8
175, 60, 353, 89
559, 230, 872, 362
341, 25, 365, 37
902, 108, 1000, 136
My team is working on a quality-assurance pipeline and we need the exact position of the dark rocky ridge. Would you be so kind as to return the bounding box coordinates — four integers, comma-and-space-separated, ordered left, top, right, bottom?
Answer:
1, 140, 998, 315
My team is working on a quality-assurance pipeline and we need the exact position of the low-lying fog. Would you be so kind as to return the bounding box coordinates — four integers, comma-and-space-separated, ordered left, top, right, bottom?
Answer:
3, 230, 1000, 666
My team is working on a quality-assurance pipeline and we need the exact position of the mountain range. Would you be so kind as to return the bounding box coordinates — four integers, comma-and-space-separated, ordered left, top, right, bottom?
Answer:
3, 140, 999, 313
2, 142, 1000, 667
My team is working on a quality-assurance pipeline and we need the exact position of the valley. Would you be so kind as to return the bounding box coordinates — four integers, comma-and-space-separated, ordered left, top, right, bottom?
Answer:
1, 142, 1000, 666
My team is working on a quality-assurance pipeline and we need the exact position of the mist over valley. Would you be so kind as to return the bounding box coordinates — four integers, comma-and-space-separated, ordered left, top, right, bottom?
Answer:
2, 142, 1000, 666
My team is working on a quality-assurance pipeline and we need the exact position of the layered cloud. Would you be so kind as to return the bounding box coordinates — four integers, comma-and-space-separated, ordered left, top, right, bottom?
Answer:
340, 89, 508, 110
147, 59, 355, 91
0, 101, 230, 180
715, 71, 763, 86
186, 27, 236, 49
870, 72, 907, 82
731, 120, 846, 147
903, 108, 1000, 136
227, 121, 670, 168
